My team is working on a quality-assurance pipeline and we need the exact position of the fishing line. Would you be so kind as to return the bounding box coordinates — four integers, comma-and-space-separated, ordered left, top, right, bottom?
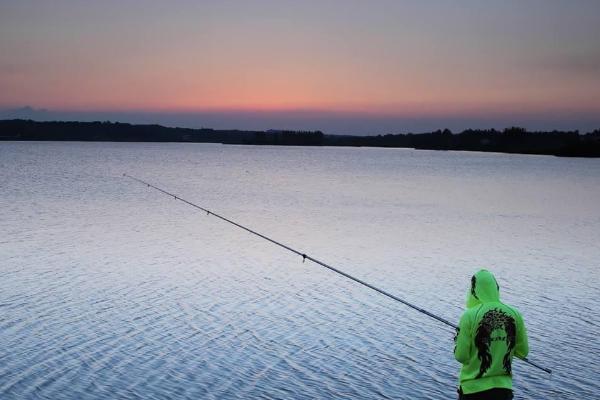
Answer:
123, 173, 551, 374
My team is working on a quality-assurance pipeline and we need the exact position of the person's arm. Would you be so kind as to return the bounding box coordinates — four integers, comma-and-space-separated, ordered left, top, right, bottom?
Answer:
454, 311, 472, 364
514, 312, 529, 359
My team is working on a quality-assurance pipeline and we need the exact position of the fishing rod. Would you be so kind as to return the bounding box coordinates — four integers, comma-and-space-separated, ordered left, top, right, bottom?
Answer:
123, 173, 551, 375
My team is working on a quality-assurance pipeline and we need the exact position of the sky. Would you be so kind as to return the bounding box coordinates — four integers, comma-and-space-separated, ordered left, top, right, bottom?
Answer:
1, 0, 599, 134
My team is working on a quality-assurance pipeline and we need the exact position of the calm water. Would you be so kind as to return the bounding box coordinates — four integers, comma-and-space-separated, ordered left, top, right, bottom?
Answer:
1, 142, 599, 399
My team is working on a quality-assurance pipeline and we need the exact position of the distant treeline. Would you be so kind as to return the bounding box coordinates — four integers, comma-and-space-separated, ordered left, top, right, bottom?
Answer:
1, 119, 599, 157
328, 127, 600, 157
0, 120, 324, 146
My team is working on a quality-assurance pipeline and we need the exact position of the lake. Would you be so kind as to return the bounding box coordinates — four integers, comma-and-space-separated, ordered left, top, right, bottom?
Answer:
1, 142, 599, 399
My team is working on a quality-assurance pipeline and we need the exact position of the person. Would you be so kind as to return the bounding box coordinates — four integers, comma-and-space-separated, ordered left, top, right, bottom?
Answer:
454, 269, 528, 400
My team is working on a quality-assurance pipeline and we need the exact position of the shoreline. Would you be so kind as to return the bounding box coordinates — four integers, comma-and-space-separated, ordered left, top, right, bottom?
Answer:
1, 119, 599, 158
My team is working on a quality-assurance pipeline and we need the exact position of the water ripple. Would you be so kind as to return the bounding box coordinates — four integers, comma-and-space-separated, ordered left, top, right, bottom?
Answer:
1, 142, 599, 399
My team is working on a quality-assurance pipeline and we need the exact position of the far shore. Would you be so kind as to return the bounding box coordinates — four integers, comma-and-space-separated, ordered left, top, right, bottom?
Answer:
1, 119, 599, 158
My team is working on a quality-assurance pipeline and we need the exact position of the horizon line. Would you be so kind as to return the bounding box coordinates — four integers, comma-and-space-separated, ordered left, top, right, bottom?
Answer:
2, 106, 599, 135
3, 117, 596, 136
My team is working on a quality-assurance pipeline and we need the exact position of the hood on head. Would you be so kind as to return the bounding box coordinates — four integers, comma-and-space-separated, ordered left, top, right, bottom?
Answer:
466, 269, 500, 308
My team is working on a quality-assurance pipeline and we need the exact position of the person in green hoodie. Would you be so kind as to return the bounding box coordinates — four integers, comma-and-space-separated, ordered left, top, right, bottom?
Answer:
454, 269, 528, 400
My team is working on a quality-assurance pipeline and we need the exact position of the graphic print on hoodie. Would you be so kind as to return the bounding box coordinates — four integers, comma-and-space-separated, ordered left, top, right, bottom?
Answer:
454, 269, 529, 395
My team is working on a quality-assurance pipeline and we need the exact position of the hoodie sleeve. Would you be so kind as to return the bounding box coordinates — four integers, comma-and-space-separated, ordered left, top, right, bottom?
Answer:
454, 311, 472, 364
514, 312, 529, 359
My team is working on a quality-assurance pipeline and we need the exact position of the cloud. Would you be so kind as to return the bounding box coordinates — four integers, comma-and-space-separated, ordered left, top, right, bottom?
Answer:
0, 106, 50, 119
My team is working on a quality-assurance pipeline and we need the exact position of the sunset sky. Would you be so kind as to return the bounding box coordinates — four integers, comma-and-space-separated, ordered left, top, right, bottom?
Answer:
1, 1, 599, 133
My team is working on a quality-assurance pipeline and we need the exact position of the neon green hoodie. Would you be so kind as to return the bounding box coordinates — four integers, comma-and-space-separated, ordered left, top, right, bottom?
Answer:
454, 269, 528, 394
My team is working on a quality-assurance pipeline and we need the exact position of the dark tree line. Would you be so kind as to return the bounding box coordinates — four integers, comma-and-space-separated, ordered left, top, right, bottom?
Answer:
333, 127, 597, 156
0, 120, 324, 147
1, 119, 599, 157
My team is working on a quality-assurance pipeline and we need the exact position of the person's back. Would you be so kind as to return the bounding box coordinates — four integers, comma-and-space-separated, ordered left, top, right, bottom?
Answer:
454, 269, 528, 399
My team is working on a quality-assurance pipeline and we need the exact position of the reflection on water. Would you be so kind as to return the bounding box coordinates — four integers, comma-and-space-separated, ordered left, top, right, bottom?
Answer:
1, 142, 599, 399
